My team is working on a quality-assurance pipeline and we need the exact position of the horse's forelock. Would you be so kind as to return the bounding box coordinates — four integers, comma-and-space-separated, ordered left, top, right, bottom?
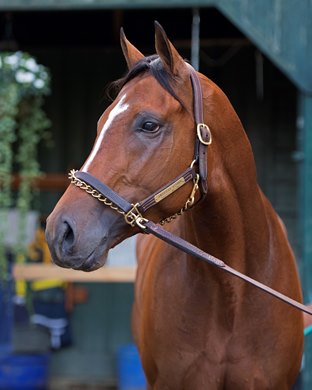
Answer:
107, 55, 185, 107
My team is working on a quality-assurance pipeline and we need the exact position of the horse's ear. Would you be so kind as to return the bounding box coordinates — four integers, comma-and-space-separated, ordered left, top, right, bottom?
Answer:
120, 28, 144, 69
154, 21, 187, 76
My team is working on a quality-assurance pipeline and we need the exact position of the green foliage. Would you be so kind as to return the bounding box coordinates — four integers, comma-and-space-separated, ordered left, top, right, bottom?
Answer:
0, 52, 50, 278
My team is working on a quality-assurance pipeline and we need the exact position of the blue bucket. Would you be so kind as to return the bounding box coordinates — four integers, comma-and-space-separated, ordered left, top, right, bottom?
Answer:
117, 344, 146, 390
0, 353, 49, 389
0, 267, 13, 351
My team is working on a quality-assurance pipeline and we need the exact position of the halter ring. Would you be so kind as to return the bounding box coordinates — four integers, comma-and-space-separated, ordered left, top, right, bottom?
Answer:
197, 123, 212, 146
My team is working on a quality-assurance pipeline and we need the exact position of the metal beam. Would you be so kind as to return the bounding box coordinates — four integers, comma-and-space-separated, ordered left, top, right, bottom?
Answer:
0, 0, 214, 10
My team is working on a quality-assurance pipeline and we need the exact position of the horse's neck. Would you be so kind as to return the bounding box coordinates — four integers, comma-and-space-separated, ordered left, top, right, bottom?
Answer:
186, 181, 269, 269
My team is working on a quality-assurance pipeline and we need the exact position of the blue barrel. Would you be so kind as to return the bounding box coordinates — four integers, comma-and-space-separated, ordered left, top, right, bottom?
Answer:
0, 353, 50, 389
117, 344, 146, 390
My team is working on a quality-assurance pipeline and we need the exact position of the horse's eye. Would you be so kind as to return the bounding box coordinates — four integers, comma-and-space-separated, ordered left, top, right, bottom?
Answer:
141, 121, 160, 133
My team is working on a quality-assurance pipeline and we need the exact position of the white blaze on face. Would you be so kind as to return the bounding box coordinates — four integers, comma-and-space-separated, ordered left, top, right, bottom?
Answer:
82, 94, 129, 171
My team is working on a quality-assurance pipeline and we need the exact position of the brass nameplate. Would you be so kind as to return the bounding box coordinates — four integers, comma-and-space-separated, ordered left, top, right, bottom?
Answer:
154, 177, 186, 203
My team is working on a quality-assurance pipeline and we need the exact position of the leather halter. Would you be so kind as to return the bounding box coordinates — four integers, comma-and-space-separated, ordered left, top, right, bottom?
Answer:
68, 67, 312, 316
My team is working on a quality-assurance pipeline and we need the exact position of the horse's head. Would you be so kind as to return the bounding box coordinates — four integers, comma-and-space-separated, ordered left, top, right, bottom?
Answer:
46, 22, 209, 271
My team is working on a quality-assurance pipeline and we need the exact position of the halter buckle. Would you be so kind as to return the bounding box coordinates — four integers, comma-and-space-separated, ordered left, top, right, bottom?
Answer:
197, 123, 212, 146
124, 203, 147, 229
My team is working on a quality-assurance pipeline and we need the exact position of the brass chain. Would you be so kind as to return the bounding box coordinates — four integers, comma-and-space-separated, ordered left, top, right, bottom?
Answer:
68, 170, 126, 217
159, 173, 199, 225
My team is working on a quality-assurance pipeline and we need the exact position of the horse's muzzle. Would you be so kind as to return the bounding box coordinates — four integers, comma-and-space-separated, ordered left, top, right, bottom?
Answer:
45, 206, 114, 272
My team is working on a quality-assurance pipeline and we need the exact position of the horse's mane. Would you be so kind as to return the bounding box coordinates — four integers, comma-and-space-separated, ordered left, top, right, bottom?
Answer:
108, 55, 185, 107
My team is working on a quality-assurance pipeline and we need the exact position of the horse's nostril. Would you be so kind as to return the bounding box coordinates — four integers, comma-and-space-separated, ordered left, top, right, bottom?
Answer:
62, 221, 75, 253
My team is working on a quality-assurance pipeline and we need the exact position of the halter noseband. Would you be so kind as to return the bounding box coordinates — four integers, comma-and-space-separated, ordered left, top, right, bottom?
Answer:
69, 66, 211, 228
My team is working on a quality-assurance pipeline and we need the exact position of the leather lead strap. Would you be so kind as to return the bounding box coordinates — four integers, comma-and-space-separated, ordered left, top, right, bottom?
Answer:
144, 221, 312, 316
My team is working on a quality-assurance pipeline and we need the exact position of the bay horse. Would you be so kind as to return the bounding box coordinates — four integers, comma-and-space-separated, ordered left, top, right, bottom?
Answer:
46, 23, 303, 389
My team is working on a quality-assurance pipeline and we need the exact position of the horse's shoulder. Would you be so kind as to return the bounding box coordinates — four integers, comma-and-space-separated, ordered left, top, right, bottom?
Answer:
259, 188, 288, 235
